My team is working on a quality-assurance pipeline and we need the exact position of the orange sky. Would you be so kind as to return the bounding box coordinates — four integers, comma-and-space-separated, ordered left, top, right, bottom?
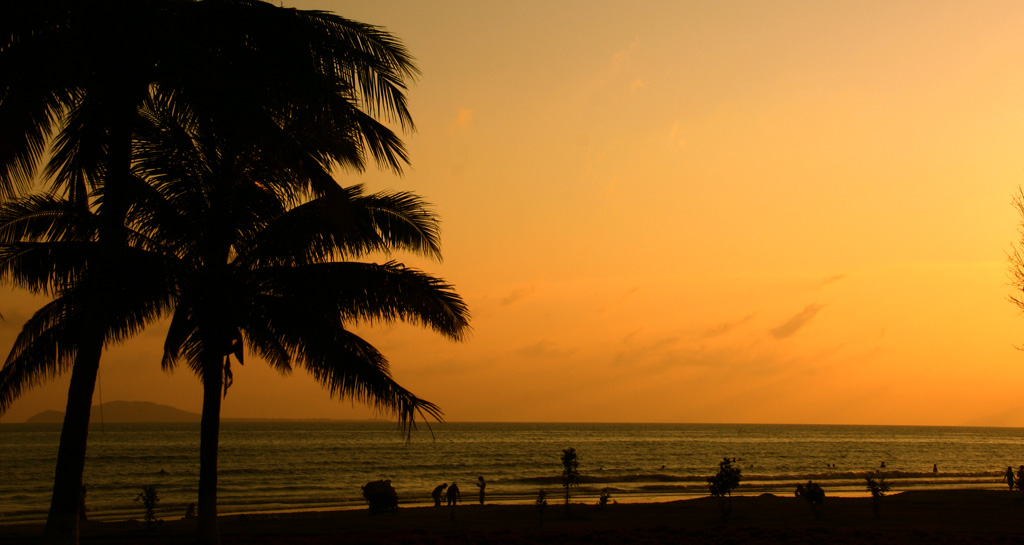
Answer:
5, 0, 1024, 426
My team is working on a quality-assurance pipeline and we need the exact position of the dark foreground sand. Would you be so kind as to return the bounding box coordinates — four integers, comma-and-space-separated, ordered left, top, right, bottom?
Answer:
6, 490, 1024, 544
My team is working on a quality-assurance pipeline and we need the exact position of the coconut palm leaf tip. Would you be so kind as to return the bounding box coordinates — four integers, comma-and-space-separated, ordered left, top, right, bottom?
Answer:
0, 298, 79, 412
309, 15, 420, 128
241, 186, 445, 267
258, 261, 469, 339
296, 335, 444, 435
167, 4, 417, 176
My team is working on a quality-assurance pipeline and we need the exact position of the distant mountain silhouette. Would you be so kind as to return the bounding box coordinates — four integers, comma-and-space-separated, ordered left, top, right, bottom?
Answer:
25, 401, 201, 424
24, 401, 390, 424
963, 405, 1024, 428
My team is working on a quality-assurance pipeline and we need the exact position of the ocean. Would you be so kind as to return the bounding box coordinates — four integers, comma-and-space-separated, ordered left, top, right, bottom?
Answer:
2, 422, 1022, 524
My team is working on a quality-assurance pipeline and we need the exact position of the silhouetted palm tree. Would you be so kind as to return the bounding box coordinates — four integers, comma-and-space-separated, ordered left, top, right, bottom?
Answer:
1, 81, 456, 545
1, 5, 173, 541
0, 138, 468, 545
0, 2, 419, 543
140, 92, 467, 545
161, 190, 467, 544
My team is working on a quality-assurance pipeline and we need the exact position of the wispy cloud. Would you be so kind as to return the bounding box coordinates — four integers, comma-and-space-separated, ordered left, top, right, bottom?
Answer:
500, 286, 535, 307
703, 313, 756, 338
769, 304, 824, 339
516, 340, 576, 359
406, 359, 472, 378
610, 335, 682, 368
818, 274, 846, 288
612, 339, 794, 380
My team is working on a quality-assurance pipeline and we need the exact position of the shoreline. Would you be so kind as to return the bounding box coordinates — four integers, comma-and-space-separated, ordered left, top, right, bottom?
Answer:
2, 479, 1007, 524
6, 489, 1024, 544
2, 480, 1008, 526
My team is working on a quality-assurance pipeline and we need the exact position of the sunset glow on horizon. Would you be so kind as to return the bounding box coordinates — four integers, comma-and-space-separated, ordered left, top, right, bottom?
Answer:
5, 0, 1024, 427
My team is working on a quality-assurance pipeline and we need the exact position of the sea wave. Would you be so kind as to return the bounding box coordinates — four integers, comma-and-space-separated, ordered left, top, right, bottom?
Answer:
504, 469, 1002, 487
5, 422, 1024, 524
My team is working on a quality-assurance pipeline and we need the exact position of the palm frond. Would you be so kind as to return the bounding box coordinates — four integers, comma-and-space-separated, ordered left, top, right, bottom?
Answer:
99, 246, 179, 345
348, 108, 409, 174
306, 13, 419, 130
243, 185, 443, 268
0, 193, 96, 243
242, 300, 442, 434
161, 303, 208, 378
254, 261, 470, 341
355, 189, 443, 259
0, 293, 83, 413
0, 241, 92, 294
43, 92, 108, 199
0, 84, 72, 199
0, 0, 82, 198
298, 328, 444, 435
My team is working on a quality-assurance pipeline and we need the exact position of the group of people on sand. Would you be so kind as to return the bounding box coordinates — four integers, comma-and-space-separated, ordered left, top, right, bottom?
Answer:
1002, 465, 1024, 491
432, 476, 486, 507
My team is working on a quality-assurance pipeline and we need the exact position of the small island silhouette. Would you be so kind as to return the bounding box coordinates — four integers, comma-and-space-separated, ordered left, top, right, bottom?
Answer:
25, 401, 201, 424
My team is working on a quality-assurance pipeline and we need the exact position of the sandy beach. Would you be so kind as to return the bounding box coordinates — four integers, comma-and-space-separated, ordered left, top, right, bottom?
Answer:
5, 489, 1023, 544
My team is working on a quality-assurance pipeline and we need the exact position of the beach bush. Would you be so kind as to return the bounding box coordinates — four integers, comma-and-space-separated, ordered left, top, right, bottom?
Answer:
865, 472, 890, 518
707, 457, 742, 520
135, 486, 160, 528
362, 480, 399, 514
598, 488, 612, 509
561, 447, 581, 514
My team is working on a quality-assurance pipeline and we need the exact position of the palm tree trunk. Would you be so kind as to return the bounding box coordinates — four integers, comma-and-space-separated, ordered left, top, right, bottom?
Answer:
197, 360, 223, 545
43, 335, 103, 545
44, 97, 134, 545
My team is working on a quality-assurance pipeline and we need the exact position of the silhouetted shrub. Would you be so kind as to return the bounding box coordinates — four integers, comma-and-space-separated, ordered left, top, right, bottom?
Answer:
865, 472, 890, 518
135, 486, 160, 528
598, 488, 611, 509
561, 447, 580, 515
707, 457, 741, 520
362, 479, 399, 514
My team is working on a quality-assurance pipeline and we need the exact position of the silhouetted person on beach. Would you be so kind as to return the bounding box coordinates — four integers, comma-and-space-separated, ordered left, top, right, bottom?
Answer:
1006, 467, 1016, 491
446, 482, 461, 506
880, 461, 886, 469
476, 476, 486, 505
431, 483, 448, 507
1015, 466, 1024, 492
